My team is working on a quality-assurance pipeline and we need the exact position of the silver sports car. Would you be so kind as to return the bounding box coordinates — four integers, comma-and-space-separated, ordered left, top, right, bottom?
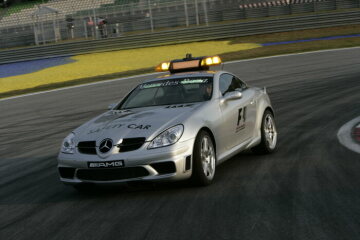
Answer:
58, 54, 277, 188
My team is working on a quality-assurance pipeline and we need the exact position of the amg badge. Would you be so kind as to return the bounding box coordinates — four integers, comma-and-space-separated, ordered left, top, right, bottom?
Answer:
88, 160, 124, 168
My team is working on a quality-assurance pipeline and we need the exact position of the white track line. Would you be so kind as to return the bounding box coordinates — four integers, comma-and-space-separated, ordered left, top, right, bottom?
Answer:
337, 116, 360, 154
225, 46, 360, 65
1, 46, 360, 102
0, 72, 162, 102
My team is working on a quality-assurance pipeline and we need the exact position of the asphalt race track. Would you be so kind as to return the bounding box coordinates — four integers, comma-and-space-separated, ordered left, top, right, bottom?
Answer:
1, 48, 360, 240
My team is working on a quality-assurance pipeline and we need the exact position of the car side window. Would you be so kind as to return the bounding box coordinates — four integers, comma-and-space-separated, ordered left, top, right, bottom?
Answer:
235, 76, 247, 90
219, 74, 245, 95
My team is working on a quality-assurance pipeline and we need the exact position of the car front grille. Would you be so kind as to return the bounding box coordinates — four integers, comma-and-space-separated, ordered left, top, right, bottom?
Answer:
78, 141, 97, 155
77, 138, 146, 155
119, 138, 146, 152
76, 167, 149, 181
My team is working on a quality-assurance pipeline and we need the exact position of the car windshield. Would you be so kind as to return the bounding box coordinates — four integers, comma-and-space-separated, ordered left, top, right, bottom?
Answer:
118, 77, 213, 109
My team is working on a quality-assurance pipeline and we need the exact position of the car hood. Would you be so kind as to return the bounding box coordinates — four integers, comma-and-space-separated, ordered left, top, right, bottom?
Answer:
73, 103, 202, 143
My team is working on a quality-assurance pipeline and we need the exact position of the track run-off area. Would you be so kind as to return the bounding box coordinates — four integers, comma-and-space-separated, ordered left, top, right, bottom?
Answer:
0, 48, 360, 240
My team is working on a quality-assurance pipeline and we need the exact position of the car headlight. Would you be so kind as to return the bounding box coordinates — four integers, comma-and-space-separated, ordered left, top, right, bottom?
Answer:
61, 133, 76, 154
148, 125, 184, 149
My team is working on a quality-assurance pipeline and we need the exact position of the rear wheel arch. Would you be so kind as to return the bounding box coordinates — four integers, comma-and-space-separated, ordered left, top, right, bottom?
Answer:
265, 107, 275, 118
252, 109, 277, 154
255, 105, 274, 133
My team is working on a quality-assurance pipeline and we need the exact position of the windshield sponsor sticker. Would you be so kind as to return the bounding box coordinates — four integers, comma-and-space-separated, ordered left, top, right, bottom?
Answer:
180, 79, 207, 84
142, 83, 163, 89
140, 78, 210, 89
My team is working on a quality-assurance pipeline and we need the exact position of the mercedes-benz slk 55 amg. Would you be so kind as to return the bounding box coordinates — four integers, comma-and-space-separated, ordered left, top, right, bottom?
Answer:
58, 55, 277, 189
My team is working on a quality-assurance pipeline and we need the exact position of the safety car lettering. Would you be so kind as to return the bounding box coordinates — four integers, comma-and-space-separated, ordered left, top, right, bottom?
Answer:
88, 124, 124, 134
88, 123, 151, 134
128, 124, 151, 130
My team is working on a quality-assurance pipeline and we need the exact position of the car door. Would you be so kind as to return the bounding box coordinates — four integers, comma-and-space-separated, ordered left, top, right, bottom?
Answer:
237, 77, 257, 144
219, 73, 257, 149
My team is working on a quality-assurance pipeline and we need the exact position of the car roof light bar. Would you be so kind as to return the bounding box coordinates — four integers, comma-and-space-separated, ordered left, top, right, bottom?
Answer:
155, 54, 222, 73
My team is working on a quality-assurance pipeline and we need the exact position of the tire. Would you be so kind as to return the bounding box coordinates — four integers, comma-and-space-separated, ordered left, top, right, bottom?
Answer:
252, 110, 277, 154
191, 130, 216, 186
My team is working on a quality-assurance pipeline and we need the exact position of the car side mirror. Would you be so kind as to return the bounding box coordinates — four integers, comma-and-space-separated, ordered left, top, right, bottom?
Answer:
222, 91, 242, 103
108, 103, 116, 110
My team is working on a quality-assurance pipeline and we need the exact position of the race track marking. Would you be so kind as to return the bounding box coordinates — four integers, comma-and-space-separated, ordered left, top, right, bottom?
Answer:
353, 123, 360, 143
337, 116, 360, 154
0, 57, 75, 78
262, 34, 360, 46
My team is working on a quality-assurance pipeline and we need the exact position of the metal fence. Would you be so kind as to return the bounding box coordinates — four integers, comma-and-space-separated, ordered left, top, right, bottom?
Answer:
0, 0, 359, 49
0, 10, 359, 64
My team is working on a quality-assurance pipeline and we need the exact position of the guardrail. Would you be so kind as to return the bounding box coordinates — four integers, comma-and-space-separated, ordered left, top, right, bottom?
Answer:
0, 9, 359, 65
1, 0, 359, 48
1, 0, 360, 48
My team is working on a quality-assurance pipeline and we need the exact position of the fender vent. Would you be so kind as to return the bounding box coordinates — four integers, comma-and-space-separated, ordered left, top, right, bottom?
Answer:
58, 167, 76, 179
151, 162, 176, 174
185, 156, 191, 171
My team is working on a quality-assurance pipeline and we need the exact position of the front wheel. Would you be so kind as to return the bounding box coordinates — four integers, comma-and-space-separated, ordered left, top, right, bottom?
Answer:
252, 110, 277, 154
190, 131, 216, 186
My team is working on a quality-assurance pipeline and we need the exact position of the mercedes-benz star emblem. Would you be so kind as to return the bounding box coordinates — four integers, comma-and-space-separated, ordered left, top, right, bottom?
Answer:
99, 139, 113, 154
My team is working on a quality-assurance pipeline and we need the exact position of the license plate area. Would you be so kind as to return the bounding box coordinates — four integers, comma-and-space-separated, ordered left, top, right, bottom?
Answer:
88, 160, 124, 169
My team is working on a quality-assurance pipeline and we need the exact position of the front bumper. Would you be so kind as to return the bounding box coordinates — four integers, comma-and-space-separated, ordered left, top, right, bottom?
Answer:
57, 138, 195, 184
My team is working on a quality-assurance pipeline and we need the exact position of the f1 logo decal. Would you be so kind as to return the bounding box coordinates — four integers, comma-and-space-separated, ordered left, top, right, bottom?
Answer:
237, 107, 247, 126
236, 107, 247, 132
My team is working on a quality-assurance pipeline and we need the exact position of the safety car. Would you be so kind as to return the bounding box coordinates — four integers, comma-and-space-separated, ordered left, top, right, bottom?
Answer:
57, 54, 277, 188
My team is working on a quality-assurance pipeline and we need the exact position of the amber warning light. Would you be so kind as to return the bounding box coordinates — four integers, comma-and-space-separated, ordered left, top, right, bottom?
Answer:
155, 54, 222, 73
